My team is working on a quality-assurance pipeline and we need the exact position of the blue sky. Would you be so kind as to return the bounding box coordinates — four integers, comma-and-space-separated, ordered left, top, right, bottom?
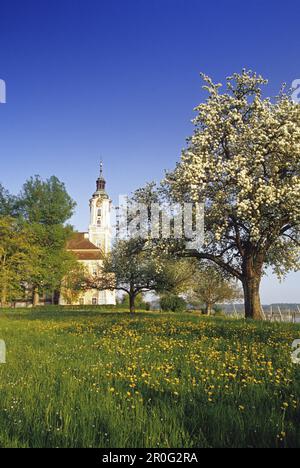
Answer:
0, 0, 299, 303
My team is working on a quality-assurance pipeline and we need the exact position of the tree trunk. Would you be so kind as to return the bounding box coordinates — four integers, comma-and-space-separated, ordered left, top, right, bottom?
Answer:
242, 276, 263, 320
205, 303, 213, 316
241, 249, 265, 320
129, 293, 136, 314
53, 290, 60, 305
32, 287, 39, 307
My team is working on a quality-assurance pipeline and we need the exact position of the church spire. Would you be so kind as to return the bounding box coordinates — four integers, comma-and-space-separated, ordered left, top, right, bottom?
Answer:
96, 160, 106, 191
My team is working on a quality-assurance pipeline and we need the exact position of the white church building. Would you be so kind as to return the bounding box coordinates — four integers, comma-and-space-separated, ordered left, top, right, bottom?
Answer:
60, 163, 116, 306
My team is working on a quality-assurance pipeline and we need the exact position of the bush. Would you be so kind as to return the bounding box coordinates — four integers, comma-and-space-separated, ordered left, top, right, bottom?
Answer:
160, 295, 187, 313
118, 294, 150, 311
213, 305, 226, 317
200, 305, 226, 317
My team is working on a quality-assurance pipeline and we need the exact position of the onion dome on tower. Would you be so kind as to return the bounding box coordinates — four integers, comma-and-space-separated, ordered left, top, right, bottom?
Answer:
96, 161, 106, 192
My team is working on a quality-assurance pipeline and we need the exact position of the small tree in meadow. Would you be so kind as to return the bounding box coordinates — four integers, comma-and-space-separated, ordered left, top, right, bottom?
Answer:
189, 264, 243, 315
87, 238, 165, 314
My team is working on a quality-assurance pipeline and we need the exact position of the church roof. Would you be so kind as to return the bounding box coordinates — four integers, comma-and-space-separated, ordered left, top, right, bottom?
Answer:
67, 232, 104, 260
74, 251, 104, 260
68, 232, 99, 250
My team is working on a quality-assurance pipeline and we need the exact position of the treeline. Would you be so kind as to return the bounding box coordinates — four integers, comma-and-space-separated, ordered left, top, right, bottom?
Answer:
0, 176, 77, 306
87, 236, 243, 314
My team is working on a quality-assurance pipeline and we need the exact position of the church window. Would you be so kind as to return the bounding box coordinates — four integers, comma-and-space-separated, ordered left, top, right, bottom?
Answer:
99, 291, 106, 304
97, 209, 102, 217
92, 297, 98, 305
97, 218, 101, 226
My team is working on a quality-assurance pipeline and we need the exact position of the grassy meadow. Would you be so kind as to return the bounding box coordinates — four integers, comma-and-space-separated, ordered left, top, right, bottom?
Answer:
0, 307, 300, 448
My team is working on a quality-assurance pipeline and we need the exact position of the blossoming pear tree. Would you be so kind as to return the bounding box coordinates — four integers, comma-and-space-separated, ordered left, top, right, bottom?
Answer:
166, 70, 300, 320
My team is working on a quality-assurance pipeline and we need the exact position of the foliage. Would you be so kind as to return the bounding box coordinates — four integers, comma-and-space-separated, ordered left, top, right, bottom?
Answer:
0, 184, 18, 216
28, 223, 76, 301
54, 255, 86, 304
0, 217, 39, 305
119, 294, 150, 311
88, 238, 167, 313
18, 175, 76, 225
212, 305, 225, 315
160, 294, 187, 312
189, 264, 243, 314
0, 176, 76, 305
155, 258, 198, 296
17, 176, 76, 303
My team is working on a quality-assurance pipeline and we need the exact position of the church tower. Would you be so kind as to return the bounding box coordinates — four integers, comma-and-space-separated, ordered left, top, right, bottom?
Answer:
88, 162, 112, 254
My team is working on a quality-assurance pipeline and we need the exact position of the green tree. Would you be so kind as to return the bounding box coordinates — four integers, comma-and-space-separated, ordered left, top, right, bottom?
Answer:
0, 217, 38, 306
156, 258, 198, 295
60, 261, 87, 305
0, 184, 17, 216
18, 176, 76, 305
18, 175, 76, 224
88, 238, 167, 314
160, 295, 187, 313
119, 293, 150, 310
189, 264, 243, 315
89, 238, 197, 314
28, 224, 78, 304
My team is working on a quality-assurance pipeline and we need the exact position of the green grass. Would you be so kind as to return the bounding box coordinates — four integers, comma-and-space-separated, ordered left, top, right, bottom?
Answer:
0, 307, 300, 448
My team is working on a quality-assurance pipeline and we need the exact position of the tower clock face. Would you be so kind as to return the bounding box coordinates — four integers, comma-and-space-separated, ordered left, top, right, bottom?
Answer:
96, 199, 102, 207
